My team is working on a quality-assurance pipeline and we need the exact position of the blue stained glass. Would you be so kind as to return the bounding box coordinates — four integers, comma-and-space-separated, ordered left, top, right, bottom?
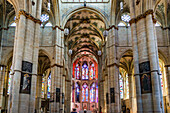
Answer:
75, 64, 80, 79
82, 63, 88, 80
42, 78, 45, 98
47, 73, 51, 98
7, 74, 12, 95
119, 74, 123, 99
76, 82, 80, 102
40, 14, 49, 22
90, 83, 95, 102
96, 83, 98, 103
82, 83, 88, 102
90, 64, 95, 80
126, 74, 129, 99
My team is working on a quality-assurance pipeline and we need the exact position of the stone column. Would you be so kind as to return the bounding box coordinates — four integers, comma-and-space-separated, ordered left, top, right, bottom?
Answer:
50, 27, 64, 113
146, 14, 162, 112
106, 27, 120, 113
165, 27, 170, 113
66, 53, 72, 113
130, 21, 143, 113
0, 66, 6, 112
9, 14, 26, 113
104, 73, 108, 113
8, 7, 42, 113
98, 56, 104, 112
35, 74, 42, 113
128, 73, 133, 111
130, 9, 162, 113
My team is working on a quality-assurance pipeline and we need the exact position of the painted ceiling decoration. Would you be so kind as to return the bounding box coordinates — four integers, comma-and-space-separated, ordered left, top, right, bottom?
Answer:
65, 10, 106, 60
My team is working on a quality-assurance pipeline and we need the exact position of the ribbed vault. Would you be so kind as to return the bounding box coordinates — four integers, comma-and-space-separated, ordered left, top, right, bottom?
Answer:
65, 10, 106, 60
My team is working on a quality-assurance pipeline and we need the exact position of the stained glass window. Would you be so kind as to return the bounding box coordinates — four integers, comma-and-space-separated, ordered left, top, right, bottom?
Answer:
75, 64, 80, 79
7, 66, 13, 95
47, 73, 51, 98
159, 59, 166, 95
119, 74, 123, 99
7, 71, 12, 95
90, 83, 95, 102
121, 13, 131, 23
82, 63, 88, 80
125, 74, 129, 99
82, 83, 88, 102
9, 16, 16, 26
96, 83, 98, 103
42, 77, 45, 98
160, 73, 163, 94
90, 63, 95, 80
75, 82, 80, 102
40, 14, 49, 22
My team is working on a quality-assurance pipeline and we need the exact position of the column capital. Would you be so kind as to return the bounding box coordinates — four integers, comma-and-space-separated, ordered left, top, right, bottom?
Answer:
17, 10, 42, 25
52, 25, 64, 31
106, 25, 118, 31
129, 9, 157, 25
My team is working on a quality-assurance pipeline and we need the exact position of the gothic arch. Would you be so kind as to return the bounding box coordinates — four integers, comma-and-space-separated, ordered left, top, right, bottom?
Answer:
39, 49, 53, 63
61, 6, 109, 28
158, 50, 168, 65
1, 50, 13, 66
118, 49, 133, 63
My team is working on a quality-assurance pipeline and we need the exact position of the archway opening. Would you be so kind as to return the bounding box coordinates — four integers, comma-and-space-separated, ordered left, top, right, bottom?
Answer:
71, 56, 98, 112
64, 9, 106, 112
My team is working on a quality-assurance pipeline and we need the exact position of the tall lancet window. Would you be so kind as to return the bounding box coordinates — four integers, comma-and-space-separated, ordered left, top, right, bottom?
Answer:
119, 74, 124, 99
75, 82, 80, 102
75, 64, 80, 79
7, 66, 12, 95
47, 73, 51, 98
42, 77, 45, 98
125, 74, 129, 99
90, 83, 95, 102
96, 83, 98, 103
90, 63, 95, 80
82, 83, 88, 102
82, 62, 88, 80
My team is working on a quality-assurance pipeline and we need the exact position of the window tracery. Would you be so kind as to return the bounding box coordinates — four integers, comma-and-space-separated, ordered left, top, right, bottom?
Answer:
76, 82, 80, 102
82, 83, 88, 102
40, 14, 49, 22
90, 83, 95, 102
119, 74, 123, 99
121, 13, 131, 23
72, 58, 98, 111
47, 73, 51, 98
82, 62, 88, 80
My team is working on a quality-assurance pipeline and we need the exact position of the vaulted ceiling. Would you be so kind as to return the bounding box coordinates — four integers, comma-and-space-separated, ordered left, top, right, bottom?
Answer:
65, 10, 106, 60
